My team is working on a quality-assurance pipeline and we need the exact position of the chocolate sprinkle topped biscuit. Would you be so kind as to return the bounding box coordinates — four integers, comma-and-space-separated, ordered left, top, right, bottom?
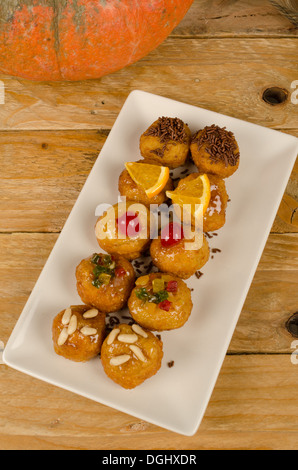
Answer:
144, 117, 188, 144
193, 124, 239, 167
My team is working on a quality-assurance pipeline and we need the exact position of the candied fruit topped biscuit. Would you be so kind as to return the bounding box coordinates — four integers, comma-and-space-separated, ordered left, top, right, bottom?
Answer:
101, 323, 163, 389
140, 116, 191, 168
128, 272, 193, 331
190, 124, 240, 178
95, 201, 153, 260
52, 305, 106, 362
76, 253, 135, 313
150, 223, 210, 280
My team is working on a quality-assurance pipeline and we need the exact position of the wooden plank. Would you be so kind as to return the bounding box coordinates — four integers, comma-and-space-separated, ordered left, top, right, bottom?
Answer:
0, 130, 106, 233
173, 0, 298, 38
273, 151, 298, 233
0, 38, 297, 130
0, 232, 297, 353
0, 355, 298, 449
0, 130, 297, 234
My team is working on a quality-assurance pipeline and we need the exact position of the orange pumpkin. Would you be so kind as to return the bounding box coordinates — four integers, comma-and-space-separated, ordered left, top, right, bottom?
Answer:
0, 0, 193, 81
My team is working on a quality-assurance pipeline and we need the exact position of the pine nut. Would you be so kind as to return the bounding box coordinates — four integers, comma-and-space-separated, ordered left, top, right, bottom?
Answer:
110, 354, 131, 366
132, 324, 148, 338
57, 328, 69, 346
117, 333, 138, 344
129, 345, 146, 362
80, 326, 97, 336
83, 308, 98, 319
67, 315, 77, 335
107, 328, 120, 345
61, 307, 72, 325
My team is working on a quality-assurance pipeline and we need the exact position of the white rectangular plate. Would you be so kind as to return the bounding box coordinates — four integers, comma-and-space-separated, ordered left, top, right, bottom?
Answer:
3, 90, 298, 436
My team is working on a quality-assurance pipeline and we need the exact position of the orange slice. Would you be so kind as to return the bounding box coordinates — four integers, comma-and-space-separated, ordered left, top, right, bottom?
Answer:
125, 162, 170, 198
166, 174, 211, 217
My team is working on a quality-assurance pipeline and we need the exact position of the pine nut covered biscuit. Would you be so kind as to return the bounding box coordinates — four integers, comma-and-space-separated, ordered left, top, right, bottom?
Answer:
52, 305, 106, 362
101, 323, 163, 389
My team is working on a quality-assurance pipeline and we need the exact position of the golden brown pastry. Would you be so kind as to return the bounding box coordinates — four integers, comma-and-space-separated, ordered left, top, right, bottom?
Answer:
118, 159, 173, 207
52, 305, 106, 362
128, 273, 193, 331
172, 172, 229, 232
140, 117, 191, 168
190, 124, 240, 178
203, 173, 229, 232
75, 253, 135, 313
101, 323, 163, 389
150, 223, 210, 279
95, 201, 153, 260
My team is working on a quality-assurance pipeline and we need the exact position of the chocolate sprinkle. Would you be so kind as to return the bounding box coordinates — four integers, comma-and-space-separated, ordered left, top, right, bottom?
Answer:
121, 315, 133, 320
193, 124, 239, 167
195, 271, 204, 279
144, 117, 188, 144
150, 145, 166, 158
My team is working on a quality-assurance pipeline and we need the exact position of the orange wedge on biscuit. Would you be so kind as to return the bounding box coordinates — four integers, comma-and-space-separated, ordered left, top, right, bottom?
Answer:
166, 173, 211, 217
125, 162, 170, 199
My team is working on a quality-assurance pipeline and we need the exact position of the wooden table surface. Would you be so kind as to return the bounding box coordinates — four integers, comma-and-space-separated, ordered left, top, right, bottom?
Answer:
0, 0, 298, 450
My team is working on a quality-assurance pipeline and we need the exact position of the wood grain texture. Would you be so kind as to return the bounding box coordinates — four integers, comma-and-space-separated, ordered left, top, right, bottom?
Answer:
0, 37, 297, 131
0, 130, 297, 233
172, 0, 298, 37
0, 355, 298, 449
0, 130, 106, 232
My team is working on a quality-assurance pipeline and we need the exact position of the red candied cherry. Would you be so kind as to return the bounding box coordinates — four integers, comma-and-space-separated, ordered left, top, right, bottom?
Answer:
117, 211, 140, 237
115, 266, 126, 277
160, 222, 184, 248
166, 280, 178, 293
158, 299, 172, 311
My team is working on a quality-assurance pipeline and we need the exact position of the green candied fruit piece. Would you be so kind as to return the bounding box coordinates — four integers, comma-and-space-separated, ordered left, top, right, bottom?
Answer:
92, 273, 112, 288
135, 287, 150, 301
101, 254, 112, 265
98, 273, 111, 285
153, 290, 169, 304
135, 287, 169, 304
91, 253, 101, 264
